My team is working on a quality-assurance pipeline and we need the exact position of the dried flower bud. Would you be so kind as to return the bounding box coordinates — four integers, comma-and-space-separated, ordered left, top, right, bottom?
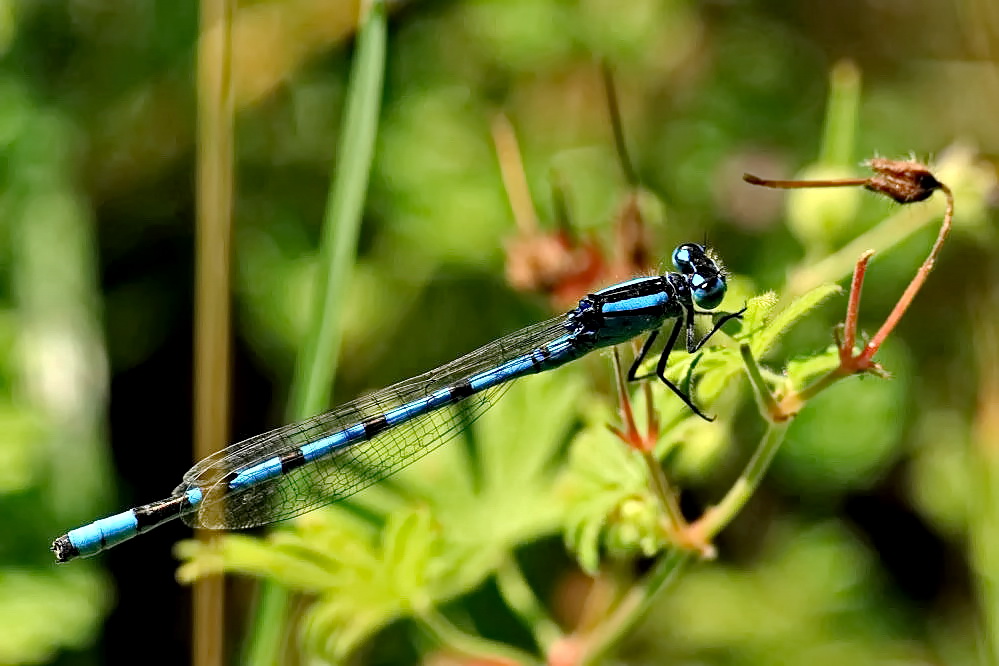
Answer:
504, 230, 605, 308
864, 158, 943, 204
610, 191, 655, 278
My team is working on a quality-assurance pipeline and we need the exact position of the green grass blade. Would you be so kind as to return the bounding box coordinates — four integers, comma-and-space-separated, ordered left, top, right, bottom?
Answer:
243, 2, 387, 664
287, 0, 387, 419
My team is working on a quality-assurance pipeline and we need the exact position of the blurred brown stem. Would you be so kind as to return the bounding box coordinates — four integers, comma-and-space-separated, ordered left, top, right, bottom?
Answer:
194, 0, 235, 665
743, 173, 868, 189
492, 114, 540, 235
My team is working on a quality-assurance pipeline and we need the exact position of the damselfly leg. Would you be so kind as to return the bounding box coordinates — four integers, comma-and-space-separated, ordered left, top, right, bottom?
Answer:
627, 306, 746, 421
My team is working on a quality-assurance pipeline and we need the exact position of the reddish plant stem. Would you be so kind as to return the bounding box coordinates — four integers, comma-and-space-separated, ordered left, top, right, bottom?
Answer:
743, 173, 869, 189
748, 165, 954, 413
859, 182, 954, 363
840, 250, 875, 365
609, 348, 642, 448
642, 380, 658, 446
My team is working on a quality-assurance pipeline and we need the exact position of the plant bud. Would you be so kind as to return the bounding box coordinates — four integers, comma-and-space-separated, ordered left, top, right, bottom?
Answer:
864, 157, 942, 204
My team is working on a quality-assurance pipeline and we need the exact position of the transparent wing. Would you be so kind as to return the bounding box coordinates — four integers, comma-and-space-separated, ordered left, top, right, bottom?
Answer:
176, 314, 570, 529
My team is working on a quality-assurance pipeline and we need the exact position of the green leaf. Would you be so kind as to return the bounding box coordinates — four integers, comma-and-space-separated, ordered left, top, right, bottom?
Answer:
739, 291, 778, 339
785, 346, 842, 390
414, 368, 586, 588
751, 284, 841, 357
176, 531, 349, 591
560, 426, 663, 574
383, 510, 437, 600
177, 506, 447, 663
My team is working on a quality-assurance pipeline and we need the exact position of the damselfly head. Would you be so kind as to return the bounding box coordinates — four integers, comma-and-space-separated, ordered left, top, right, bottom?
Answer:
671, 243, 708, 274
672, 243, 727, 309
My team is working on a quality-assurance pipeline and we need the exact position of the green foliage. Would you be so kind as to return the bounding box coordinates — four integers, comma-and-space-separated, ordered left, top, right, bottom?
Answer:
6, 1, 999, 665
0, 39, 112, 665
559, 284, 843, 577
179, 369, 584, 657
179, 510, 443, 661
220, 271, 856, 654
563, 425, 662, 574
0, 567, 110, 664
416, 369, 583, 560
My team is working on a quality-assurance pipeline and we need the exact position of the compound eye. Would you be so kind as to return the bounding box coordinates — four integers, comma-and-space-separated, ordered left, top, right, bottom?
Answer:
691, 274, 726, 310
672, 243, 703, 274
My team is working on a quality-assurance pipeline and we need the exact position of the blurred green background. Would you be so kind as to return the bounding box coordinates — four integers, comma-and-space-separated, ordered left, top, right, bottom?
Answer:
2, 0, 999, 664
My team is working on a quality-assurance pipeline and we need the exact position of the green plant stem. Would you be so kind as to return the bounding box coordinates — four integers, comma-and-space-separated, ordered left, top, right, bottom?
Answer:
697, 345, 788, 540
786, 199, 945, 298
579, 424, 789, 665
578, 549, 692, 666
793, 366, 847, 404
743, 336, 846, 421
699, 422, 789, 540
641, 450, 686, 538
241, 584, 290, 666
419, 609, 542, 665
495, 558, 563, 652
739, 343, 780, 419
593, 421, 789, 662
245, 3, 386, 665
818, 60, 860, 167
579, 345, 793, 665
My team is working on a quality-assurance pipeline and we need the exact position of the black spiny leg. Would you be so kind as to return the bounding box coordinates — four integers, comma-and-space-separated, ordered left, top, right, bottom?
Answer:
688, 306, 747, 353
627, 329, 659, 381
654, 316, 714, 422
627, 317, 713, 421
628, 318, 681, 382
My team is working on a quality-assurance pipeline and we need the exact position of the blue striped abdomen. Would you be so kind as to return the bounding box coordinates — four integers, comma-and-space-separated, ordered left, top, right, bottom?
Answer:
176, 330, 586, 530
